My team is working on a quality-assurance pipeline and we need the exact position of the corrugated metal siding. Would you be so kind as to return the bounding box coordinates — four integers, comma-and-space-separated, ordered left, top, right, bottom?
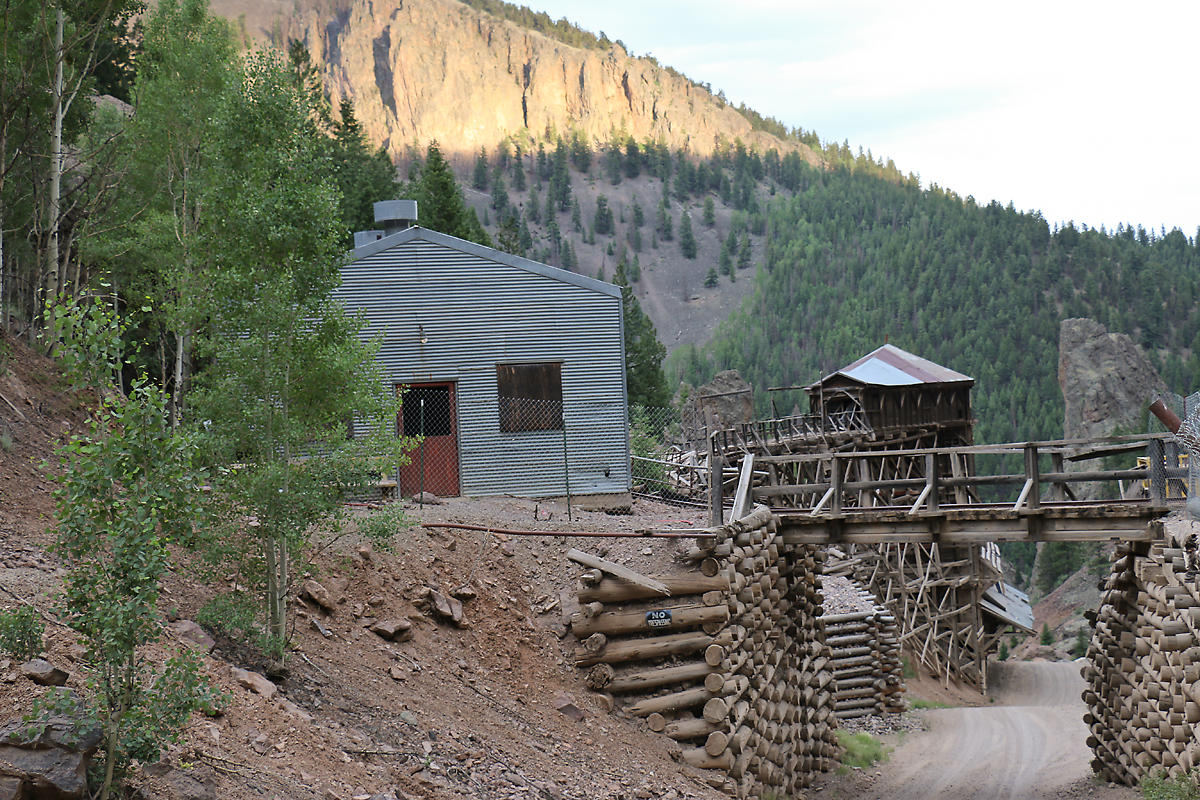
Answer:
335, 232, 630, 498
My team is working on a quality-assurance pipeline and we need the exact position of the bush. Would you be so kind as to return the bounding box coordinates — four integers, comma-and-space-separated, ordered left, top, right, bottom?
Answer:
998, 642, 1008, 661
1040, 623, 1054, 646
1141, 768, 1200, 800
0, 605, 43, 660
837, 730, 891, 769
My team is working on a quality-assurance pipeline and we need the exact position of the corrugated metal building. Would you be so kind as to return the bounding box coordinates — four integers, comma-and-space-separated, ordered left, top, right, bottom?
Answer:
336, 203, 630, 504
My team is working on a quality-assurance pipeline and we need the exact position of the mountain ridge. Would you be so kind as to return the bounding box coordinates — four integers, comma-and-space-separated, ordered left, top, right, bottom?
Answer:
209, 0, 821, 167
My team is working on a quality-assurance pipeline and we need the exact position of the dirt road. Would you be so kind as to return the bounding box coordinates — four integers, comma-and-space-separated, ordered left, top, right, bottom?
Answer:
843, 660, 1139, 800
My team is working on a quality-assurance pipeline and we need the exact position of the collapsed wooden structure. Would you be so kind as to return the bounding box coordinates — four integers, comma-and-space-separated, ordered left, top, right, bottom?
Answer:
568, 508, 841, 798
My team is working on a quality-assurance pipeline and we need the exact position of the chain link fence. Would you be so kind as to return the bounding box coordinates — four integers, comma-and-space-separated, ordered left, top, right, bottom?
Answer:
1147, 391, 1199, 501
630, 405, 710, 506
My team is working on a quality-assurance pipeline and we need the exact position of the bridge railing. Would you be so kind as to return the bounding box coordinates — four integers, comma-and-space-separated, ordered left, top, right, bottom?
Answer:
747, 433, 1187, 516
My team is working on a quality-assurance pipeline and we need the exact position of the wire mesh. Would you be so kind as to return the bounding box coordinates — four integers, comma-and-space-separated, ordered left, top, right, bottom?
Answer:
630, 405, 710, 505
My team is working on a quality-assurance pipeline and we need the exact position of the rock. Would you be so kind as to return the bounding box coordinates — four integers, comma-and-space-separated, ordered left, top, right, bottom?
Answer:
0, 776, 21, 800
389, 665, 409, 681
553, 693, 585, 721
427, 590, 464, 626
369, 618, 413, 642
0, 744, 87, 799
20, 659, 68, 687
681, 371, 755, 450
278, 698, 313, 723
154, 766, 214, 800
301, 580, 336, 613
448, 585, 476, 601
169, 620, 216, 653
411, 492, 442, 505
1059, 318, 1168, 440
230, 667, 277, 700
1059, 318, 1168, 499
356, 544, 373, 562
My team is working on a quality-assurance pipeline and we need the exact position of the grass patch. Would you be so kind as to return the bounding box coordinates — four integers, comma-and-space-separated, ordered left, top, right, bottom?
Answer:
908, 698, 951, 710
901, 656, 916, 679
1141, 768, 1200, 800
836, 730, 891, 770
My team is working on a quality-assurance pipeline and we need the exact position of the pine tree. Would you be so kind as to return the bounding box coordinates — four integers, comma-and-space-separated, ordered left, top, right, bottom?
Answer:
703, 196, 716, 228
679, 212, 697, 259
415, 141, 491, 246
472, 146, 489, 191
614, 258, 669, 407
490, 164, 508, 211
594, 195, 614, 235
738, 232, 752, 270
704, 267, 719, 288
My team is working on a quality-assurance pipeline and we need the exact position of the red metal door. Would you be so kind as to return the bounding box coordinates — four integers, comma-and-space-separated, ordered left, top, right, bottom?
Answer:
397, 382, 459, 498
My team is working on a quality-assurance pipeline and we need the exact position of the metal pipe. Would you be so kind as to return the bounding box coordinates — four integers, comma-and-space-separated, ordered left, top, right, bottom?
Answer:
420, 522, 713, 538
1150, 397, 1182, 434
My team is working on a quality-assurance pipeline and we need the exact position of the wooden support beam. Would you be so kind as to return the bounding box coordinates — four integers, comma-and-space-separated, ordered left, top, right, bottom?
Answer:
567, 549, 671, 597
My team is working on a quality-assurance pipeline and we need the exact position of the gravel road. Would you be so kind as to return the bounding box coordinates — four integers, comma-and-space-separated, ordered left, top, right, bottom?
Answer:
842, 660, 1140, 800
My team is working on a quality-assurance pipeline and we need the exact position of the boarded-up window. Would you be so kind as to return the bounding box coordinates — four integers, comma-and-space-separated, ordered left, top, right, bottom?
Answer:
497, 363, 563, 432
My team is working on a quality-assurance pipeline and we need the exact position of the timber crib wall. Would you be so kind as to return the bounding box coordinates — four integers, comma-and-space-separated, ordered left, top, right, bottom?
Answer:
568, 507, 843, 798
1087, 530, 1200, 785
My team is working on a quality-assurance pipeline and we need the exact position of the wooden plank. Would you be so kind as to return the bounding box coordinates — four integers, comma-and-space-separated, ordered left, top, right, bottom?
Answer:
729, 453, 756, 522
567, 549, 670, 596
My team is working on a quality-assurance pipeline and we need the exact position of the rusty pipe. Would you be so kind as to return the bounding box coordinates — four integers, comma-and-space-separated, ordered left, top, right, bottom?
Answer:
1149, 397, 1182, 434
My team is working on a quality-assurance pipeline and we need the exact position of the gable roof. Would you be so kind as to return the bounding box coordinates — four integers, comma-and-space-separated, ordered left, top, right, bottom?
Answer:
348, 225, 621, 300
813, 344, 973, 388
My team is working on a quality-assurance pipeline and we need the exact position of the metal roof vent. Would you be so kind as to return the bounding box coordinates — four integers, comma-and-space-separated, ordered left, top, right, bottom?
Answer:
353, 230, 384, 249
375, 199, 418, 237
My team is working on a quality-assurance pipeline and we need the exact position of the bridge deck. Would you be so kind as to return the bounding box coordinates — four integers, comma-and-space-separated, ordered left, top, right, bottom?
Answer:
777, 499, 1170, 545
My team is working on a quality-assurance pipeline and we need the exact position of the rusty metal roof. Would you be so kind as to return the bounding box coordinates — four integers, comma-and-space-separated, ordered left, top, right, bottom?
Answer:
816, 344, 973, 388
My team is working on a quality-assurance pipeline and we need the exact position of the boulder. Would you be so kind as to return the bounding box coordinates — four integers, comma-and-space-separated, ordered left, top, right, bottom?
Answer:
1059, 318, 1168, 440
369, 618, 413, 642
19, 660, 68, 687
0, 707, 101, 800
682, 370, 754, 450
552, 693, 585, 722
301, 580, 336, 613
230, 667, 277, 700
169, 620, 215, 654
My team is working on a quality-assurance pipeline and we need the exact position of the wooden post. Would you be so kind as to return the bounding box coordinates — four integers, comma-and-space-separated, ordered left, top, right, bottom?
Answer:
710, 433, 724, 527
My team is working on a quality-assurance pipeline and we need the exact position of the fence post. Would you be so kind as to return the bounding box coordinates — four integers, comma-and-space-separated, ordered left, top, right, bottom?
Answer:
562, 404, 572, 522
418, 397, 426, 509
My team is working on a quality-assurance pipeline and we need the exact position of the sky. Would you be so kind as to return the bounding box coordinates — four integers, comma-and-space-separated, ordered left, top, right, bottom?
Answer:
526, 0, 1200, 236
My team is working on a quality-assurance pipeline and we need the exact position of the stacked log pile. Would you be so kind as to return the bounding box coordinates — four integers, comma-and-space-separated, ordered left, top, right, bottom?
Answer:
1084, 531, 1200, 785
819, 577, 906, 719
569, 507, 841, 799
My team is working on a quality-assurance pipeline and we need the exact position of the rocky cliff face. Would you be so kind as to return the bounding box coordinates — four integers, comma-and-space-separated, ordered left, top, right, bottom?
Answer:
214, 0, 818, 165
1058, 318, 1167, 439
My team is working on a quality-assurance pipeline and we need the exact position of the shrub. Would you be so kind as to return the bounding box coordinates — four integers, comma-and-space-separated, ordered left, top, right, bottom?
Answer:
999, 642, 1008, 661
837, 730, 891, 769
1141, 768, 1200, 800
1040, 623, 1054, 646
0, 605, 44, 660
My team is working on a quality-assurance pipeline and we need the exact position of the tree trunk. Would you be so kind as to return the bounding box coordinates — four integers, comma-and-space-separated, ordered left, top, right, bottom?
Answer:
45, 4, 65, 307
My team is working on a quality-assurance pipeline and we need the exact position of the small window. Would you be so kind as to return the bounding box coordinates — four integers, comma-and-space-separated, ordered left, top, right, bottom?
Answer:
497, 363, 562, 432
401, 386, 453, 437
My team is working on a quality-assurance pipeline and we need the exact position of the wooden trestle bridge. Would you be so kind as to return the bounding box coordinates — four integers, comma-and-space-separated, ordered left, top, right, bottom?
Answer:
709, 423, 1185, 692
